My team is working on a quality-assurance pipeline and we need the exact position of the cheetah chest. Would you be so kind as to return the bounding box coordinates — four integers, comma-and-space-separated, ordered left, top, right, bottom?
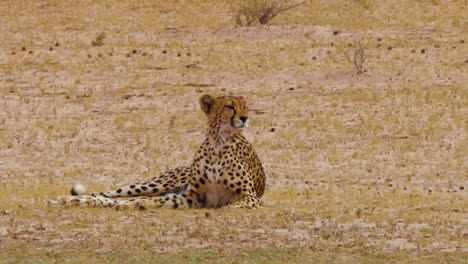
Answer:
203, 162, 234, 208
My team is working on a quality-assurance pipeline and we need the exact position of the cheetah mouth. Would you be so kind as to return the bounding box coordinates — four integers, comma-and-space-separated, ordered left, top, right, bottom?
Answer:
233, 120, 249, 129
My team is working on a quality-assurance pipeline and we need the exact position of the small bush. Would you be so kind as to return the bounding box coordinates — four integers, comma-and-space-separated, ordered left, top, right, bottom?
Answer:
91, 33, 106, 46
230, 0, 305, 26
345, 40, 367, 74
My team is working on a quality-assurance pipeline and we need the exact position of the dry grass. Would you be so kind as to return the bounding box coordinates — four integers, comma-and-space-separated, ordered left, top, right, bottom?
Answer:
0, 0, 467, 263
230, 0, 305, 26
344, 39, 367, 74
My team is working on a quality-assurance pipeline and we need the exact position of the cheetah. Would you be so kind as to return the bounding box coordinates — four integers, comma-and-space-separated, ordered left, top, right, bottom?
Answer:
49, 94, 266, 209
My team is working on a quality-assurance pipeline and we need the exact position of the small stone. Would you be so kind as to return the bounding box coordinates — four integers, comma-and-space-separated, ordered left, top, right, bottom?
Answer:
205, 212, 211, 218
333, 30, 339, 35
421, 48, 426, 54
270, 128, 275, 132
21, 46, 26, 51
49, 47, 53, 51
460, 186, 464, 190
387, 46, 393, 50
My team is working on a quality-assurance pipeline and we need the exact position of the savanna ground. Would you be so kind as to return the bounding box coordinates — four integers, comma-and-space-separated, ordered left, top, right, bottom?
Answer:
0, 0, 467, 263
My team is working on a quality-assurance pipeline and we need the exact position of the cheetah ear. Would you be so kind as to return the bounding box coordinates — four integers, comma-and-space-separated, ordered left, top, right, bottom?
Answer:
199, 94, 214, 114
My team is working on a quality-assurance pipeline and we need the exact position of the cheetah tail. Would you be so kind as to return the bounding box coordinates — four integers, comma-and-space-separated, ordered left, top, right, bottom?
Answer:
47, 195, 122, 208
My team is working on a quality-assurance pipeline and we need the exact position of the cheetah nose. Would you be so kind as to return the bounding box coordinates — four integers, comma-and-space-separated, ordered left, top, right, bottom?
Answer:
240, 116, 248, 123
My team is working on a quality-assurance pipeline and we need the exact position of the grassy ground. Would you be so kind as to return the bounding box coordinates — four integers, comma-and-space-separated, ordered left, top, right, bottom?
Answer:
2, 248, 467, 264
0, 0, 467, 263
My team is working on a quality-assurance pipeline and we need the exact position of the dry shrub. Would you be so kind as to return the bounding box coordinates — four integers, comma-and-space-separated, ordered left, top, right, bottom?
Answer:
91, 33, 106, 46
345, 40, 367, 74
230, 0, 305, 26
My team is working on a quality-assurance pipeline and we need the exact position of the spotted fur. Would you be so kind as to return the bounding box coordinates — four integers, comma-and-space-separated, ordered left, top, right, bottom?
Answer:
49, 94, 266, 209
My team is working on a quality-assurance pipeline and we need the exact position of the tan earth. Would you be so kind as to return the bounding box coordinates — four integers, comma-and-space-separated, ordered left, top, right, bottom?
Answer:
0, 0, 467, 263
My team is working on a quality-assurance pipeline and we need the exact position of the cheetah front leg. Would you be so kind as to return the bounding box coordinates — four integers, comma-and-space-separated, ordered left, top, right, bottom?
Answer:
229, 194, 262, 209
219, 163, 263, 209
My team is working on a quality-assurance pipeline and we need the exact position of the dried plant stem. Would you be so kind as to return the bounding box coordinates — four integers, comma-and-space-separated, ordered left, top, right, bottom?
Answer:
345, 40, 367, 74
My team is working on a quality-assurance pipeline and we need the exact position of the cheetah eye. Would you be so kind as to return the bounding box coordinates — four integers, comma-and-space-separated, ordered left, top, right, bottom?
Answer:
226, 105, 234, 110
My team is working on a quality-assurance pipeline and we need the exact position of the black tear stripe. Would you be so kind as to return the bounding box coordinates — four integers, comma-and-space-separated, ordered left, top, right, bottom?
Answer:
229, 107, 237, 127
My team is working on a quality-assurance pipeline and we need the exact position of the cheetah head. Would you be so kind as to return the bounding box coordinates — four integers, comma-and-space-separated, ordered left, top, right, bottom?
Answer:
199, 94, 249, 131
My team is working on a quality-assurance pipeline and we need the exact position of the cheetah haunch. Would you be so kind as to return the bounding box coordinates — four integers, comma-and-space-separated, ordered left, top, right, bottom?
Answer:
49, 94, 266, 209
